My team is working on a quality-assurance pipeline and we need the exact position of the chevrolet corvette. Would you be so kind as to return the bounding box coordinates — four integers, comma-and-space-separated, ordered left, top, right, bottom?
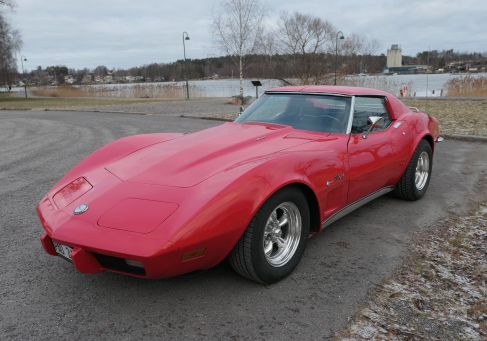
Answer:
37, 86, 441, 283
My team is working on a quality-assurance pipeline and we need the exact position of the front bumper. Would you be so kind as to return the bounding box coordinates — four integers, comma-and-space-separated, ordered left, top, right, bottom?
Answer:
37, 198, 203, 279
39, 231, 195, 278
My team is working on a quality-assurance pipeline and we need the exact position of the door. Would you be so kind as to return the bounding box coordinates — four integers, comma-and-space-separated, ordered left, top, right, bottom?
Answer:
347, 96, 396, 203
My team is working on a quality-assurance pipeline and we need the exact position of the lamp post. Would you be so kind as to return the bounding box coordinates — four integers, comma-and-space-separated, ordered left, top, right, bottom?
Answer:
334, 31, 344, 86
182, 31, 190, 100
20, 54, 28, 99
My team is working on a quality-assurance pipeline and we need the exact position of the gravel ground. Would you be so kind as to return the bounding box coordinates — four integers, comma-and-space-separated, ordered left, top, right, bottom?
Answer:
336, 203, 487, 340
0, 109, 486, 340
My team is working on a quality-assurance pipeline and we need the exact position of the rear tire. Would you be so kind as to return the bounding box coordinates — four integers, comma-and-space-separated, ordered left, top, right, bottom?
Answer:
395, 140, 433, 201
229, 187, 310, 284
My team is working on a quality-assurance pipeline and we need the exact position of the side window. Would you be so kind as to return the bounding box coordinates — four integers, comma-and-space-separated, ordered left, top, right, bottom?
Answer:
351, 97, 392, 134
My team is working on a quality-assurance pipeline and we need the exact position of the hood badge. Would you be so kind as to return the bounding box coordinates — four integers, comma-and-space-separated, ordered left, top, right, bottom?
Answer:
74, 204, 89, 215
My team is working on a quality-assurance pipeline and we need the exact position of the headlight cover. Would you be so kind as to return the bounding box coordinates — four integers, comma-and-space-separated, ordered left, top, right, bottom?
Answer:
53, 177, 93, 208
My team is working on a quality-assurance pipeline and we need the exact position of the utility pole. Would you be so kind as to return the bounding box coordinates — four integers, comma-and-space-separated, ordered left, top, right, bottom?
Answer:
334, 31, 344, 85
19, 53, 28, 99
182, 32, 190, 100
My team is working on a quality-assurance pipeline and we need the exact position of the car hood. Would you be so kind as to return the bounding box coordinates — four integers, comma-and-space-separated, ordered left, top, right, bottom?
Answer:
105, 122, 317, 187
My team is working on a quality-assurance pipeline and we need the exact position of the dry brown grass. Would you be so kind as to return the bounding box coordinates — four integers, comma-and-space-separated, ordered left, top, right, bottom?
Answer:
199, 98, 487, 137
30, 83, 196, 99
446, 76, 487, 97
30, 86, 91, 97
403, 98, 487, 136
341, 75, 408, 96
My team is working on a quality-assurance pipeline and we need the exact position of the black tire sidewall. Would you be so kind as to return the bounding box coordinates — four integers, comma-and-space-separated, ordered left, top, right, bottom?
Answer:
411, 140, 433, 199
250, 188, 310, 284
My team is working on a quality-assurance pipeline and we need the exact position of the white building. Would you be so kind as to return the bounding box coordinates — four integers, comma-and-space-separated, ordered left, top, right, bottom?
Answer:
387, 44, 402, 68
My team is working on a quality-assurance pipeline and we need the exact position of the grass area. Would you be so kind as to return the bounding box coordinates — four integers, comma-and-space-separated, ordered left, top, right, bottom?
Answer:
336, 203, 487, 340
0, 96, 163, 110
183, 98, 487, 137
403, 98, 487, 136
2, 94, 485, 137
30, 84, 194, 99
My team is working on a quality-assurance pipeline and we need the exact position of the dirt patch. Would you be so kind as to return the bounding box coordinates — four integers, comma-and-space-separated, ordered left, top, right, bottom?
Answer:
335, 203, 487, 340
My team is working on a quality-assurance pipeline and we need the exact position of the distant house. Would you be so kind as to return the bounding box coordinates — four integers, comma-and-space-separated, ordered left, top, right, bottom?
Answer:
64, 75, 75, 85
81, 74, 93, 84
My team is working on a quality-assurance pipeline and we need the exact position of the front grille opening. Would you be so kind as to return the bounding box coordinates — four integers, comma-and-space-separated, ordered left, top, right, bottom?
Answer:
94, 253, 146, 276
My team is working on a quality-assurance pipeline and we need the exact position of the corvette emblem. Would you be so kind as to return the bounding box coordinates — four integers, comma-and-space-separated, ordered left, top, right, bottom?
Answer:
73, 204, 89, 215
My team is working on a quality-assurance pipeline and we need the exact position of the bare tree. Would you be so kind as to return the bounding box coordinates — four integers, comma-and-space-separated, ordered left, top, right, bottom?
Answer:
340, 33, 381, 74
213, 0, 263, 101
255, 29, 277, 77
0, 1, 14, 8
278, 11, 335, 82
0, 1, 22, 87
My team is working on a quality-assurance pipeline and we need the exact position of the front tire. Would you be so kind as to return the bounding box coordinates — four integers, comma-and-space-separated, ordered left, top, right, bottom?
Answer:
395, 139, 433, 201
229, 187, 310, 284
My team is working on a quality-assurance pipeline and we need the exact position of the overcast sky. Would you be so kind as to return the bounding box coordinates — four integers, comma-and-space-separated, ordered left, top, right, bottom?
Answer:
9, 0, 487, 71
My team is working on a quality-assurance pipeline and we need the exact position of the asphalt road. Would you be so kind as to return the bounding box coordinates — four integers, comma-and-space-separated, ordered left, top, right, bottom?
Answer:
1, 110, 486, 340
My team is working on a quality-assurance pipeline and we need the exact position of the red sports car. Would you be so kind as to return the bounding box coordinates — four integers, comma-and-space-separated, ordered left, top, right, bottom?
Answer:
37, 86, 441, 283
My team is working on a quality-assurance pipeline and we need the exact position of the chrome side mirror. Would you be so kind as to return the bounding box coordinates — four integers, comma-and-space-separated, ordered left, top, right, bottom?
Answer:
362, 116, 384, 139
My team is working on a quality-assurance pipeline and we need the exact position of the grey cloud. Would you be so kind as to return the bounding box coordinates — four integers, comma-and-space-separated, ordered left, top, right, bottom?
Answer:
11, 0, 487, 70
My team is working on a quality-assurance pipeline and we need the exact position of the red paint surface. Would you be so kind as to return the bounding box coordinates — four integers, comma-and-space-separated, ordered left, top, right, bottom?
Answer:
37, 86, 440, 278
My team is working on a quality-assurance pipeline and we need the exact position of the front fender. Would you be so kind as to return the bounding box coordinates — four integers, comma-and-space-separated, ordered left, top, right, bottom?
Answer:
168, 153, 323, 269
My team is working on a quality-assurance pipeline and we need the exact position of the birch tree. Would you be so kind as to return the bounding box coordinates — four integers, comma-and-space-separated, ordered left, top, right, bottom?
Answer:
0, 0, 22, 86
213, 0, 263, 101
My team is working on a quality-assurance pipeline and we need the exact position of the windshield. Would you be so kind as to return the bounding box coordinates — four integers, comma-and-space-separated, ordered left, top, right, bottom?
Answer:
236, 93, 352, 134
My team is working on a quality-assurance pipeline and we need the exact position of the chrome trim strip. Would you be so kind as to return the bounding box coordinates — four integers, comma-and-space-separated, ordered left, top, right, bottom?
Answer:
346, 95, 355, 134
322, 186, 394, 228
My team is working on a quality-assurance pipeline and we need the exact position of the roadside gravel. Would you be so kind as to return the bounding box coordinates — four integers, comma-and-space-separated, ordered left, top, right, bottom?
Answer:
336, 203, 487, 340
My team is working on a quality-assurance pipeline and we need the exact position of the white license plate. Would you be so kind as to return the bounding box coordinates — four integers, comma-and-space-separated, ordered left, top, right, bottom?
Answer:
52, 241, 73, 261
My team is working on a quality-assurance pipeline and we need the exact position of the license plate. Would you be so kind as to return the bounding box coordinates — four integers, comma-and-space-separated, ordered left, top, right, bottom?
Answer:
52, 241, 73, 261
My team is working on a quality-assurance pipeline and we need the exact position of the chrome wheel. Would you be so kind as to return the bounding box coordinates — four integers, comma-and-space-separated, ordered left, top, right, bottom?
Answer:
415, 151, 430, 191
263, 202, 302, 267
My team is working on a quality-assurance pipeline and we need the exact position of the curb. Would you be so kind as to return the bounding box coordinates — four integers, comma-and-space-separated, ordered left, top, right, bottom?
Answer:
44, 108, 151, 115
443, 134, 487, 143
1, 108, 151, 115
180, 114, 234, 122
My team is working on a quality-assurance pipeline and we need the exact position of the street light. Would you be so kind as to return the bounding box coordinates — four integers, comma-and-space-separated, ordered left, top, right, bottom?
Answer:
182, 31, 190, 100
19, 54, 28, 99
334, 31, 344, 86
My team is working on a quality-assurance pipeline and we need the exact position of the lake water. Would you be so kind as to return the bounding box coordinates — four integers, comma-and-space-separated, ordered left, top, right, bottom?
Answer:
6, 72, 486, 98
